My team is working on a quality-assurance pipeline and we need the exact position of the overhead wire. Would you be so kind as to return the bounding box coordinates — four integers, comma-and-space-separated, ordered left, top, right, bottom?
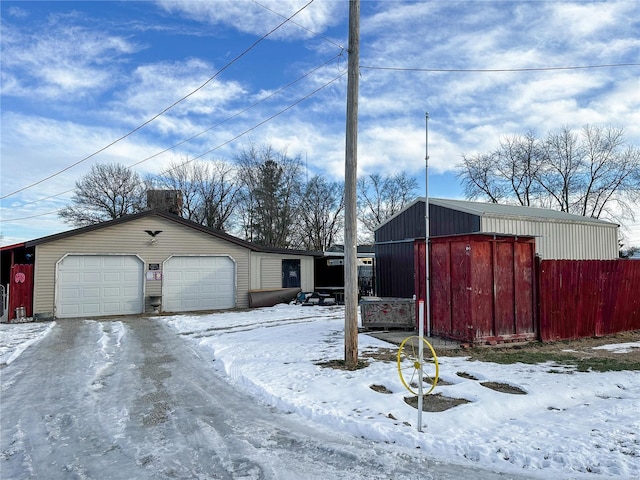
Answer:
5, 59, 635, 213
251, 0, 344, 51
5, 52, 345, 209
0, 70, 347, 224
0, 0, 315, 201
6, 189, 74, 208
360, 63, 640, 73
153, 71, 346, 169
0, 210, 60, 222
4, 60, 635, 220
4, 0, 636, 220
134, 53, 345, 178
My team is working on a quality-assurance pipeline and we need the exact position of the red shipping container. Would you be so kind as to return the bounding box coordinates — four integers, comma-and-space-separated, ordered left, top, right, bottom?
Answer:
415, 234, 537, 344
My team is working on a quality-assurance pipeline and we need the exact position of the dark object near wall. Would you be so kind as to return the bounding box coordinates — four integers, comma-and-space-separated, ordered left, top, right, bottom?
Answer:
146, 190, 183, 215
249, 288, 301, 308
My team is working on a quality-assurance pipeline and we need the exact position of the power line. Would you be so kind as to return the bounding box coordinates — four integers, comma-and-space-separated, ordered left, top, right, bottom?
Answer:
0, 0, 315, 201
0, 210, 60, 222
133, 54, 344, 178
0, 70, 346, 224
5, 189, 74, 208
4, 53, 344, 209
251, 0, 344, 51
153, 71, 347, 173
360, 63, 640, 73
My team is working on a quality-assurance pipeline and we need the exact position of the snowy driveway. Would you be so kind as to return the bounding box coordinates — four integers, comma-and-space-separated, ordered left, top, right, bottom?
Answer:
1, 318, 533, 480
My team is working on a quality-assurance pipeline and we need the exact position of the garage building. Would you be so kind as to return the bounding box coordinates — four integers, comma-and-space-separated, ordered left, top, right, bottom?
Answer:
5, 210, 319, 319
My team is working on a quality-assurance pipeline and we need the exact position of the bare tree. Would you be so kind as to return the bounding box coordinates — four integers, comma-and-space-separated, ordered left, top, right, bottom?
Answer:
458, 124, 640, 223
537, 126, 583, 212
497, 132, 544, 206
59, 163, 146, 226
459, 132, 544, 206
575, 125, 638, 219
295, 175, 344, 251
235, 144, 304, 248
458, 152, 505, 203
151, 159, 204, 221
150, 159, 240, 231
357, 172, 418, 240
198, 161, 239, 231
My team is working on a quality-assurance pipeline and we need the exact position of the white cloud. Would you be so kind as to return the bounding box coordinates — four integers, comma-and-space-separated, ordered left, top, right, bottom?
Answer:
108, 59, 247, 130
550, 2, 622, 38
1, 17, 139, 100
6, 5, 29, 18
155, 0, 344, 40
1, 1, 638, 245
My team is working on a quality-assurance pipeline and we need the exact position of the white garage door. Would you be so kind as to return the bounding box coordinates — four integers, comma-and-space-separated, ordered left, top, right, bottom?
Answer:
56, 255, 144, 318
163, 256, 236, 312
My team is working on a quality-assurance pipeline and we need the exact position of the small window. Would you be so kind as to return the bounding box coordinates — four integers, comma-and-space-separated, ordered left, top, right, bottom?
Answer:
282, 259, 301, 288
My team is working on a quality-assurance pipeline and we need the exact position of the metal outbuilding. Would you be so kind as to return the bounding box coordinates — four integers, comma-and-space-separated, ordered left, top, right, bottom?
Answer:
375, 197, 620, 299
372, 198, 637, 343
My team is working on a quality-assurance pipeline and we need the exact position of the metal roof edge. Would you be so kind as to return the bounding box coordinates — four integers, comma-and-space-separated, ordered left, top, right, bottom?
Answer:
374, 197, 425, 231
429, 198, 619, 226
373, 197, 619, 232
0, 242, 27, 251
24, 210, 319, 256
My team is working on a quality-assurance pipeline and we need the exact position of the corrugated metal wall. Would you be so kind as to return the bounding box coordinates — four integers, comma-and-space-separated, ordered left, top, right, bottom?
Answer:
376, 201, 425, 242
431, 204, 481, 236
375, 241, 415, 298
539, 260, 640, 341
375, 201, 482, 241
375, 202, 482, 298
376, 199, 618, 262
481, 216, 619, 260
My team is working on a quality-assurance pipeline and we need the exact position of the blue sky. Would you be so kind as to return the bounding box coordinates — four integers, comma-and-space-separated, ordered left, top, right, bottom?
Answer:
1, 0, 639, 247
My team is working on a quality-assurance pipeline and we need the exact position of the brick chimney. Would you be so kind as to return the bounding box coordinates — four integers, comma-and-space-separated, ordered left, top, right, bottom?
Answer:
146, 190, 183, 216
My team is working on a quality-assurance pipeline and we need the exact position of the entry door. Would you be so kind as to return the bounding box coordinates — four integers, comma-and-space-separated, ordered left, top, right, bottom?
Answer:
282, 259, 301, 288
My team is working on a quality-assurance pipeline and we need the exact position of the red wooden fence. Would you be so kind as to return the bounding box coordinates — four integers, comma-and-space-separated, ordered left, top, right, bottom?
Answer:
538, 260, 640, 341
8, 264, 34, 321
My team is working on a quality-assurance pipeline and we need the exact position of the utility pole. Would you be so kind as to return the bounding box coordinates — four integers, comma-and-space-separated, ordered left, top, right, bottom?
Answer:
344, 0, 360, 369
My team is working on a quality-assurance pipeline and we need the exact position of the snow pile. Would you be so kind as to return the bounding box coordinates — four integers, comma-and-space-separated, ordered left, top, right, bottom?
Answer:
2, 305, 638, 479
164, 305, 640, 479
0, 321, 55, 365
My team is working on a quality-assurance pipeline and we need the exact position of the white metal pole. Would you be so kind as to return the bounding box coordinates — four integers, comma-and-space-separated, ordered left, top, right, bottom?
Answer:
425, 112, 431, 338
417, 300, 424, 432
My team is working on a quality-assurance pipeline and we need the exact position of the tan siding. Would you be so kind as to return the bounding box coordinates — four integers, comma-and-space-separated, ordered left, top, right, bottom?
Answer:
251, 253, 315, 291
260, 257, 281, 288
300, 257, 314, 290
33, 216, 252, 317
481, 216, 618, 260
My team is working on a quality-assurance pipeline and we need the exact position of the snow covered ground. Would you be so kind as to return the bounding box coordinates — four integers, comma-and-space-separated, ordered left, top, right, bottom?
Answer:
1, 305, 638, 479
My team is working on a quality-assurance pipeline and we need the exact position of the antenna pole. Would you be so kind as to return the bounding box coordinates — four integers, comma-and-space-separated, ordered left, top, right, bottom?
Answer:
425, 112, 431, 338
